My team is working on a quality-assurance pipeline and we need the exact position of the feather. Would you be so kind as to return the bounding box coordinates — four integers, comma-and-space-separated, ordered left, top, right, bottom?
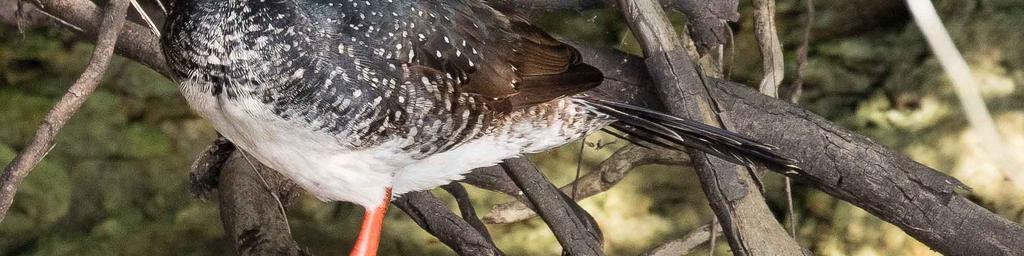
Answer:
579, 99, 801, 171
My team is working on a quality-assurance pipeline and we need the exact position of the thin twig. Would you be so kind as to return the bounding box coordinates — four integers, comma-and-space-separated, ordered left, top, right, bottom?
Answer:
128, 0, 160, 36
484, 145, 689, 224
905, 0, 1024, 188
153, 0, 166, 14
753, 0, 784, 97
709, 217, 717, 256
0, 0, 130, 221
643, 223, 720, 256
239, 151, 292, 235
785, 0, 814, 239
32, 7, 84, 32
572, 137, 586, 200
787, 0, 814, 104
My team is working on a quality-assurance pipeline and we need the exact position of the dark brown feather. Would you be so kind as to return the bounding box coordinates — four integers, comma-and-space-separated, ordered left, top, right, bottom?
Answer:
401, 4, 603, 112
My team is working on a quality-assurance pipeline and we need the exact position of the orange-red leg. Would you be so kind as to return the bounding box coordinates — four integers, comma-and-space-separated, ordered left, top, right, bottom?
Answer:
349, 187, 392, 256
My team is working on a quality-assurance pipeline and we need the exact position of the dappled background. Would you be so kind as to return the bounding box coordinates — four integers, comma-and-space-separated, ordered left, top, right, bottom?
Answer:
1, 0, 1022, 255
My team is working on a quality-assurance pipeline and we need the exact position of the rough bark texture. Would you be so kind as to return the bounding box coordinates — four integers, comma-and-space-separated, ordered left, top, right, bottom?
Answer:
0, 0, 129, 222
11, 0, 1024, 255
575, 30, 1024, 256
501, 158, 605, 255
483, 145, 689, 224
394, 191, 504, 256
217, 153, 306, 256
617, 0, 806, 255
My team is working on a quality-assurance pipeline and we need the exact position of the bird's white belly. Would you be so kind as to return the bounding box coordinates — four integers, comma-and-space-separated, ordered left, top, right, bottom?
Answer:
181, 83, 587, 207
181, 85, 414, 207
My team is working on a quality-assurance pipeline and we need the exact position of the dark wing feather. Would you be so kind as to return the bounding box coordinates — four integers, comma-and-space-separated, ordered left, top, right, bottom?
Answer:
402, 3, 603, 112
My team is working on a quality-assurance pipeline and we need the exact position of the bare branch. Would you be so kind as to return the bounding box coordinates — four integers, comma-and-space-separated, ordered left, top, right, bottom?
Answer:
483, 145, 689, 224
394, 191, 504, 256
441, 182, 494, 241
217, 152, 306, 256
0, 0, 130, 222
500, 158, 604, 255
189, 136, 236, 200
642, 224, 719, 256
617, 0, 805, 254
753, 0, 784, 97
906, 0, 1024, 187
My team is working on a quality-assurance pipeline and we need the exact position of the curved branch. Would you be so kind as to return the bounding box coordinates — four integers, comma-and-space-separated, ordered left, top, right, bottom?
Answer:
617, 0, 805, 254
15, 0, 1024, 254
0, 0, 129, 222
394, 191, 504, 256
483, 145, 689, 224
217, 152, 306, 256
500, 158, 604, 255
576, 27, 1024, 256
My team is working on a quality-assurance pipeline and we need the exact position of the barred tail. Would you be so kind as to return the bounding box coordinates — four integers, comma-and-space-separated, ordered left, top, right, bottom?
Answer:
577, 98, 801, 171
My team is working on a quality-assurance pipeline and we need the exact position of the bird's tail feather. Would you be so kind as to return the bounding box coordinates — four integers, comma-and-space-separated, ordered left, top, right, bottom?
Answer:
577, 98, 801, 171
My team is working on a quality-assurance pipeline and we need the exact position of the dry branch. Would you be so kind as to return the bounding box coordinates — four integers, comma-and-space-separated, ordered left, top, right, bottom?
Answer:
0, 0, 129, 222
753, 0, 784, 98
217, 152, 305, 255
617, 0, 805, 254
642, 224, 719, 256
394, 190, 504, 256
10, 0, 1024, 255
500, 158, 605, 255
578, 43, 1024, 255
906, 0, 1024, 187
483, 145, 689, 224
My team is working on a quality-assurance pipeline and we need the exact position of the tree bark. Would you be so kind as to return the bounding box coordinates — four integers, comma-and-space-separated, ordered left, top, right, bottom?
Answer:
616, 0, 807, 255
14, 0, 1024, 255
217, 152, 306, 256
394, 191, 504, 256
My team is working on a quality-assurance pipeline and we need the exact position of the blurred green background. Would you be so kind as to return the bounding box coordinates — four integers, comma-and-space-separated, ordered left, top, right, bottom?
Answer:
1, 0, 1023, 255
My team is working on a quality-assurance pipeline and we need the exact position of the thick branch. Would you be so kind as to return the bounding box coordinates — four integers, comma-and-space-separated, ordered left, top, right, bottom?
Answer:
501, 158, 604, 255
19, 1, 1024, 254
487, 0, 737, 53
30, 0, 170, 76
577, 32, 1024, 256
0, 0, 129, 222
217, 152, 305, 256
394, 191, 504, 256
617, 1, 805, 255
440, 183, 494, 241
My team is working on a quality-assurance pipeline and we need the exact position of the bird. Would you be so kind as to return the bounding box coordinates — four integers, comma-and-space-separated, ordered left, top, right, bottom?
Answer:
160, 0, 799, 255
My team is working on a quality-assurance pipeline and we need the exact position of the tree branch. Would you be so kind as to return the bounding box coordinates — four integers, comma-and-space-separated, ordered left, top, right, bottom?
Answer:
501, 158, 604, 255
13, 1, 1024, 255
217, 152, 306, 255
394, 191, 504, 256
483, 145, 689, 224
28, 0, 170, 76
440, 183, 494, 242
0, 0, 129, 222
616, 0, 805, 254
642, 224, 719, 256
577, 39, 1024, 255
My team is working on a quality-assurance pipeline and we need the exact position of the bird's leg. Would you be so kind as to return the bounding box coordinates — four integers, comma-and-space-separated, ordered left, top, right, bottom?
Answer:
349, 186, 392, 256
